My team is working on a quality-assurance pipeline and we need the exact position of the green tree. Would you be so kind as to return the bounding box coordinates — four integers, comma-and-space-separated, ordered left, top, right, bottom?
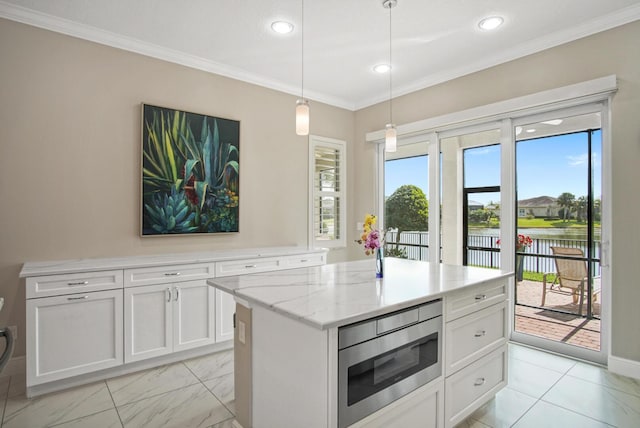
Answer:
575, 196, 588, 222
594, 198, 602, 221
557, 192, 576, 221
469, 208, 491, 224
385, 185, 429, 249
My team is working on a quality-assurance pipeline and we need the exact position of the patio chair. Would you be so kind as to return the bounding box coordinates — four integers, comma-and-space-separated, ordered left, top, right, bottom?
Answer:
541, 246, 599, 315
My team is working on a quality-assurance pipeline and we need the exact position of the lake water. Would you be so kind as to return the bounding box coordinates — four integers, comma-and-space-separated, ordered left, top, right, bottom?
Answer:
469, 227, 601, 241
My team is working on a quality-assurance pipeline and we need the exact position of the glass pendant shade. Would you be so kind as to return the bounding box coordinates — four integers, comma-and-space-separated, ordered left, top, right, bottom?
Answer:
385, 123, 397, 152
296, 99, 310, 136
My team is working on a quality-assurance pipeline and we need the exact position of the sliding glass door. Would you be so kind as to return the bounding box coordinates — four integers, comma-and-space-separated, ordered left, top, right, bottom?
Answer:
512, 107, 605, 363
376, 96, 610, 364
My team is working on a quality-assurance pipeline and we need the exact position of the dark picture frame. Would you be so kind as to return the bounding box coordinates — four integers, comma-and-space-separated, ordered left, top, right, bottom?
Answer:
141, 104, 239, 235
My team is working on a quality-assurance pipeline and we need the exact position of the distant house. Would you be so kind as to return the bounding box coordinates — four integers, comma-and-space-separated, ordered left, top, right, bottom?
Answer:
517, 196, 560, 218
468, 200, 484, 211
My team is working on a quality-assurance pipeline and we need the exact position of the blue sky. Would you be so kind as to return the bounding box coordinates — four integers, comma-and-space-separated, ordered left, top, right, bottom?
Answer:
385, 130, 602, 205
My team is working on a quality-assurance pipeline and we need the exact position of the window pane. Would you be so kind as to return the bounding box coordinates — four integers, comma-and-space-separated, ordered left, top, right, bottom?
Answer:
314, 196, 340, 240
463, 143, 501, 188
384, 141, 429, 260
315, 147, 340, 192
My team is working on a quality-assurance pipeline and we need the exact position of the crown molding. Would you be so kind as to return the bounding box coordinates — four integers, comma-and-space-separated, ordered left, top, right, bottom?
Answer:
354, 3, 640, 110
0, 1, 356, 111
2, 1, 638, 112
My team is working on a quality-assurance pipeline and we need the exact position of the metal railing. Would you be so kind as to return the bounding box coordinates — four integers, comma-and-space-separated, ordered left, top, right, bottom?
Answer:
384, 231, 601, 276
384, 230, 430, 261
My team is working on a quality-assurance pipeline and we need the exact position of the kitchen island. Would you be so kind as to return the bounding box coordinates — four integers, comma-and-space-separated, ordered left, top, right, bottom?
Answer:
208, 258, 512, 428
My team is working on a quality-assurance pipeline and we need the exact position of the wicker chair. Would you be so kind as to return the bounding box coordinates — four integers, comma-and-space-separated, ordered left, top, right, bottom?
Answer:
541, 246, 598, 315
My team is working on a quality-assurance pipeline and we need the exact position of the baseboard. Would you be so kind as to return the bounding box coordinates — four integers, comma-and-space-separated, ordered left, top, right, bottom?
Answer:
608, 355, 640, 380
27, 340, 233, 397
1, 355, 25, 377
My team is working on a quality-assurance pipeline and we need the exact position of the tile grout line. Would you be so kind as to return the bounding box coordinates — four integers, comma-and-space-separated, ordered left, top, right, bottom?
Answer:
104, 379, 125, 428
107, 362, 202, 408
182, 360, 237, 419
563, 371, 640, 398
536, 373, 629, 427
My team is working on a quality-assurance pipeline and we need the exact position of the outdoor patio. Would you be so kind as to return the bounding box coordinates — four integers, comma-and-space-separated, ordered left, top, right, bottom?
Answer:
515, 279, 601, 351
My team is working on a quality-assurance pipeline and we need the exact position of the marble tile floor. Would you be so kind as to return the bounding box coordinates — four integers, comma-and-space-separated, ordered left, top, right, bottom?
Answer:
1, 344, 639, 427
457, 343, 640, 428
0, 349, 236, 428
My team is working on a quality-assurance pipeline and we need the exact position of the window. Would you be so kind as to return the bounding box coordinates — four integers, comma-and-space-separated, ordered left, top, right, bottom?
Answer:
309, 135, 346, 248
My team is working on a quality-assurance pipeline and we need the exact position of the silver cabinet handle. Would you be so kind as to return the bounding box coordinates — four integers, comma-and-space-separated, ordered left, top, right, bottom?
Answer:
474, 330, 487, 337
164, 272, 181, 276
474, 377, 486, 386
475, 294, 487, 301
300, 259, 308, 263
245, 264, 257, 268
175, 286, 180, 301
68, 281, 89, 286
67, 295, 88, 301
166, 287, 172, 302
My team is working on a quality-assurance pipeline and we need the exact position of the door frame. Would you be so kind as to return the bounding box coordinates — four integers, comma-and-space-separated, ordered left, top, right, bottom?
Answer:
509, 102, 610, 364
374, 77, 613, 365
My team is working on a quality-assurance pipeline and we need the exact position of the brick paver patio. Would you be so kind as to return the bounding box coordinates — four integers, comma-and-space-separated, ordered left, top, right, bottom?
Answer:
514, 279, 601, 351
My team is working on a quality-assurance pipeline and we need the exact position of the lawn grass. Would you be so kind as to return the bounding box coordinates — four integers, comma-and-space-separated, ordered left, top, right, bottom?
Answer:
522, 271, 556, 283
517, 218, 600, 228
469, 218, 601, 228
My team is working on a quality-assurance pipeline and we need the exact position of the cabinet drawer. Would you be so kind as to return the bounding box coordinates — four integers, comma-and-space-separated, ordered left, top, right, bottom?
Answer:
124, 263, 215, 287
445, 301, 507, 375
445, 279, 507, 321
445, 346, 507, 427
26, 270, 123, 299
281, 253, 326, 269
215, 257, 282, 277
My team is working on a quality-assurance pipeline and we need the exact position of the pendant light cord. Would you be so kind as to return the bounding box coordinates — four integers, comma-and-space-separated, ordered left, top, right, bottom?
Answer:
301, 0, 305, 100
388, 2, 393, 124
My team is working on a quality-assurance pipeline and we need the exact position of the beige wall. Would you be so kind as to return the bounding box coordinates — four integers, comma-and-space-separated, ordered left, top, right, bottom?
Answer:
2, 16, 640, 365
0, 18, 354, 357
355, 21, 640, 362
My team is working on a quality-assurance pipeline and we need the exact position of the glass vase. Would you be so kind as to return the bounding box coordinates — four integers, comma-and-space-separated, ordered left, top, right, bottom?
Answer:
376, 247, 384, 279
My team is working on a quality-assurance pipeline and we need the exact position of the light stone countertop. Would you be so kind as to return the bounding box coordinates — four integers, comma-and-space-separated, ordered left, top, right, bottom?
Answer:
208, 258, 513, 330
19, 246, 325, 277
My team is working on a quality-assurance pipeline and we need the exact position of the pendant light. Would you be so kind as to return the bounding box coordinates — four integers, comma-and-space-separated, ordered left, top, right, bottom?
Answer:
383, 0, 397, 152
296, 0, 310, 136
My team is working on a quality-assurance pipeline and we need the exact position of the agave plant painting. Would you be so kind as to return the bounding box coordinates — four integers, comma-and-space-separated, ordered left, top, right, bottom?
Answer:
141, 104, 239, 235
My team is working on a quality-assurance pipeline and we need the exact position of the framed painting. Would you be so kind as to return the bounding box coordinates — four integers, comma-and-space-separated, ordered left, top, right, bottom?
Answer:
141, 104, 239, 235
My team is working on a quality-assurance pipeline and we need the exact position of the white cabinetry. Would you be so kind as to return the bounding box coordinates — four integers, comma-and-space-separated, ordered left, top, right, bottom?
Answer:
26, 282, 123, 386
444, 279, 508, 428
124, 265, 217, 363
21, 248, 327, 396
351, 379, 444, 428
215, 289, 235, 342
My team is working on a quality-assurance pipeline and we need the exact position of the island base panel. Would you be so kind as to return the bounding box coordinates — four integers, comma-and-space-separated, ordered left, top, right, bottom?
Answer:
235, 303, 252, 428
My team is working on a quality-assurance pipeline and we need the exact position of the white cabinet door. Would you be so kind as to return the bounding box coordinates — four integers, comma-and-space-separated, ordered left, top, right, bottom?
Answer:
215, 289, 235, 343
174, 280, 216, 352
124, 284, 173, 363
27, 289, 123, 386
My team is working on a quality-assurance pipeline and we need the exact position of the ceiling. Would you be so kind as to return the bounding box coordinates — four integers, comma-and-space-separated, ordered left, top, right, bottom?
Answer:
2, 0, 639, 110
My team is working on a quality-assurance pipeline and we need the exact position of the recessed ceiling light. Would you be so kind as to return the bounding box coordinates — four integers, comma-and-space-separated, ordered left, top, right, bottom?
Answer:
526, 128, 536, 133
271, 21, 294, 34
478, 16, 504, 31
373, 64, 391, 73
542, 119, 563, 125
